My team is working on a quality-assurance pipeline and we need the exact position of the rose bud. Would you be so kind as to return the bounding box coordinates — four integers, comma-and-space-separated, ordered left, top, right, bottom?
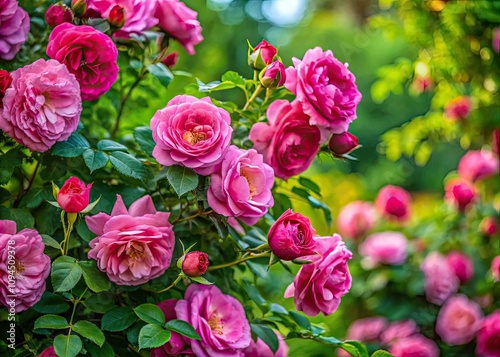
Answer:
480, 216, 499, 237
248, 40, 277, 70
491, 256, 500, 282
328, 132, 359, 157
444, 96, 471, 121
39, 346, 57, 357
57, 176, 92, 213
0, 69, 12, 108
444, 178, 477, 212
181, 251, 209, 277
446, 251, 474, 284
45, 4, 74, 28
375, 185, 412, 222
161, 52, 179, 69
108, 5, 125, 29
71, 0, 88, 18
259, 61, 286, 88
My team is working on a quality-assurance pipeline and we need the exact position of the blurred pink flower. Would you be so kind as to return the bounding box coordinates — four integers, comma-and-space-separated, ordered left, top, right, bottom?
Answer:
493, 27, 500, 54
243, 331, 288, 357
380, 319, 418, 346
446, 251, 474, 284
375, 185, 412, 222
476, 309, 500, 357
444, 177, 477, 212
480, 217, 499, 237
345, 317, 387, 342
337, 201, 376, 239
152, 299, 192, 356
491, 256, 500, 282
444, 96, 471, 121
421, 252, 459, 305
458, 150, 499, 182
0, 0, 29, 60
359, 232, 408, 266
389, 334, 439, 357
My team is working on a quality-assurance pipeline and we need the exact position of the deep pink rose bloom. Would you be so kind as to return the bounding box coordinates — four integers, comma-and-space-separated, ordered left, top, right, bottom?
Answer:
260, 61, 286, 88
39, 346, 57, 357
389, 335, 439, 357
151, 95, 233, 176
337, 201, 376, 239
476, 310, 500, 357
375, 185, 412, 222
444, 96, 471, 121
444, 177, 477, 212
359, 231, 408, 266
491, 256, 500, 282
0, 69, 12, 106
493, 27, 500, 54
0, 220, 51, 312
0, 59, 82, 152
46, 23, 119, 101
86, 195, 175, 286
0, 0, 29, 60
45, 4, 73, 28
243, 331, 288, 357
436, 294, 483, 345
345, 317, 387, 343
57, 176, 92, 213
421, 252, 459, 305
380, 319, 418, 346
285, 47, 362, 136
155, 0, 203, 55
207, 145, 274, 225
285, 235, 352, 316
267, 209, 316, 261
458, 150, 499, 182
328, 132, 359, 157
446, 251, 474, 284
175, 284, 251, 357
249, 100, 320, 180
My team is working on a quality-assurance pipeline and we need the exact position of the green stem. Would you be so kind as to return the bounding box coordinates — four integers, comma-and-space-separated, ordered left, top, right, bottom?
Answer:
155, 275, 183, 294
242, 84, 263, 111
68, 288, 88, 337
208, 251, 270, 271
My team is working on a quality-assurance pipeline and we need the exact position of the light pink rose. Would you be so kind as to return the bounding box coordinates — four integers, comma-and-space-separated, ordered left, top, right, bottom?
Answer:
46, 23, 119, 101
86, 195, 175, 286
284, 47, 362, 136
444, 96, 471, 121
444, 177, 477, 212
345, 317, 387, 342
446, 251, 474, 284
0, 0, 29, 60
0, 59, 82, 152
421, 252, 459, 305
151, 95, 233, 176
436, 294, 483, 345
476, 309, 500, 357
155, 0, 203, 55
243, 331, 288, 357
0, 220, 51, 312
389, 334, 439, 357
359, 232, 408, 266
458, 150, 499, 182
207, 145, 274, 225
285, 235, 352, 316
249, 100, 320, 180
375, 185, 412, 222
337, 201, 376, 239
380, 319, 418, 346
491, 256, 500, 282
175, 284, 251, 357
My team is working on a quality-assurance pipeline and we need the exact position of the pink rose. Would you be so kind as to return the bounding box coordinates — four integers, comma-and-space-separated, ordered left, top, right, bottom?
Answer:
0, 0, 29, 60
267, 209, 316, 261
380, 319, 418, 346
57, 177, 92, 213
285, 47, 362, 135
175, 285, 251, 357
46, 23, 119, 101
389, 335, 439, 357
444, 96, 471, 121
458, 150, 499, 182
476, 310, 500, 357
45, 4, 73, 28
446, 251, 474, 284
436, 294, 483, 345
284, 235, 352, 316
0, 59, 82, 152
86, 195, 175, 286
155, 0, 203, 55
421, 252, 459, 305
181, 251, 209, 277
39, 346, 57, 357
0, 220, 51, 312
249, 100, 320, 180
493, 27, 500, 54
345, 317, 387, 343
259, 61, 286, 88
243, 331, 288, 357
491, 256, 500, 282
359, 232, 408, 266
480, 217, 499, 237
249, 40, 278, 70
375, 185, 412, 222
444, 177, 477, 212
337, 201, 376, 239
207, 145, 274, 225
328, 132, 359, 157
0, 69, 12, 106
151, 95, 233, 176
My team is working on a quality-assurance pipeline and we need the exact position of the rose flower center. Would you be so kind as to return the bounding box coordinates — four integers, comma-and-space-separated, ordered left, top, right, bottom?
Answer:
126, 243, 145, 263
183, 130, 207, 145
240, 171, 258, 200
15, 259, 26, 274
208, 314, 224, 335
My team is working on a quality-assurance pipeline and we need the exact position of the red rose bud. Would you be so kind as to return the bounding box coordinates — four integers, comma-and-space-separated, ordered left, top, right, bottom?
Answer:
248, 40, 277, 70
0, 70, 12, 108
328, 132, 359, 157
45, 4, 74, 29
161, 52, 179, 69
259, 61, 286, 88
108, 5, 125, 28
444, 178, 477, 212
71, 0, 88, 18
480, 217, 499, 237
57, 176, 92, 213
182, 251, 209, 277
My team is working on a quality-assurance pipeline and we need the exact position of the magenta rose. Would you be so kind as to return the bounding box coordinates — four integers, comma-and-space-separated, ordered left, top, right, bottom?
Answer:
45, 3, 73, 28
155, 0, 203, 55
375, 185, 412, 222
491, 256, 500, 282
0, 59, 82, 152
458, 150, 499, 182
259, 61, 286, 88
0, 220, 51, 312
421, 252, 459, 305
345, 317, 387, 343
444, 177, 477, 212
86, 195, 175, 286
249, 100, 320, 180
207, 145, 274, 225
480, 217, 499, 237
389, 335, 439, 357
284, 235, 352, 316
38, 346, 57, 357
249, 39, 278, 70
175, 284, 251, 357
243, 331, 288, 357
46, 23, 119, 101
380, 319, 418, 346
359, 231, 408, 266
285, 47, 362, 135
57, 176, 92, 213
446, 251, 474, 284
476, 309, 500, 357
337, 201, 376, 239
0, 69, 12, 106
444, 96, 471, 121
267, 209, 316, 261
151, 95, 233, 176
328, 132, 359, 157
0, 0, 29, 60
436, 294, 483, 345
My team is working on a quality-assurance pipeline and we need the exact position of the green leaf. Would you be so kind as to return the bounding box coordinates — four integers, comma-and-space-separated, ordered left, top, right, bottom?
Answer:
51, 256, 83, 292
242, 279, 266, 305
134, 126, 155, 156
83, 292, 116, 314
371, 350, 394, 357
250, 324, 279, 354
208, 213, 229, 240
127, 321, 146, 346
80, 196, 101, 214
83, 149, 109, 173
165, 320, 200, 340
166, 165, 199, 197
138, 324, 171, 350
340, 341, 370, 357
53, 334, 82, 357
41, 234, 61, 249
97, 139, 128, 152
197, 79, 236, 92
32, 292, 70, 314
147, 63, 173, 88
86, 341, 115, 357
34, 315, 69, 330
316, 335, 342, 345
298, 177, 321, 196
109, 151, 146, 181
307, 195, 332, 226
221, 71, 246, 85
189, 276, 214, 285
51, 132, 90, 157
0, 149, 23, 185
73, 321, 105, 347
101, 307, 137, 332
289, 311, 311, 329
134, 303, 165, 326
75, 218, 95, 242
79, 261, 111, 293
269, 303, 288, 315
19, 186, 53, 209
0, 206, 34, 229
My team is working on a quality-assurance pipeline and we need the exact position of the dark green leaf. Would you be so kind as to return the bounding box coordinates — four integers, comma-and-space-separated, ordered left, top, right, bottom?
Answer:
269, 303, 288, 315
307, 196, 332, 226
75, 218, 95, 242
289, 311, 311, 329
83, 292, 116, 314
166, 165, 199, 197
53, 334, 82, 357
73, 321, 105, 347
0, 206, 34, 229
41, 234, 60, 249
189, 276, 214, 285
83, 149, 109, 173
165, 320, 200, 340
134, 126, 155, 156
208, 214, 229, 240
0, 149, 23, 185
340, 341, 369, 357
32, 292, 70, 314
86, 341, 115, 357
51, 132, 90, 157
371, 350, 394, 357
242, 279, 266, 305
51, 256, 83, 292
147, 63, 173, 88
316, 335, 342, 345
109, 151, 146, 181
138, 324, 171, 350
291, 186, 310, 199
134, 303, 165, 326
97, 140, 128, 152
19, 186, 53, 209
298, 177, 321, 196
34, 315, 69, 330
250, 324, 279, 354
79, 261, 111, 293
101, 307, 137, 332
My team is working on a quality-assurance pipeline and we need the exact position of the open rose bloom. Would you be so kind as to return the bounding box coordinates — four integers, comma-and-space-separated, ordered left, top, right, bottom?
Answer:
0, 0, 29, 60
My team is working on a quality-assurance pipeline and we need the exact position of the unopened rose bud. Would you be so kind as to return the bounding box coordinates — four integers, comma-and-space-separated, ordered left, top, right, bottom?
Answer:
161, 52, 178, 69
181, 251, 209, 277
480, 217, 499, 237
248, 40, 277, 70
57, 177, 92, 213
259, 61, 286, 88
328, 132, 359, 157
444, 178, 477, 212
0, 70, 12, 108
45, 4, 74, 29
71, 0, 88, 18
108, 5, 125, 29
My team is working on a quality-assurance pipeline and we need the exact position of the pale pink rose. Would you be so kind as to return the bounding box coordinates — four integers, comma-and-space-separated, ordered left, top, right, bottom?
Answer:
380, 319, 418, 346
86, 195, 175, 286
476, 310, 500, 357
389, 335, 439, 357
458, 150, 499, 182
375, 185, 412, 222
155, 0, 203, 55
151, 95, 233, 176
337, 201, 376, 239
444, 96, 471, 121
249, 100, 320, 180
345, 317, 387, 342
421, 252, 459, 305
491, 256, 500, 282
359, 232, 408, 266
444, 177, 477, 212
284, 47, 362, 136
207, 145, 274, 225
0, 0, 29, 60
446, 251, 474, 284
0, 59, 82, 152
46, 23, 119, 101
243, 331, 288, 357
436, 294, 483, 345
0, 220, 51, 312
175, 285, 251, 357
285, 235, 352, 316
